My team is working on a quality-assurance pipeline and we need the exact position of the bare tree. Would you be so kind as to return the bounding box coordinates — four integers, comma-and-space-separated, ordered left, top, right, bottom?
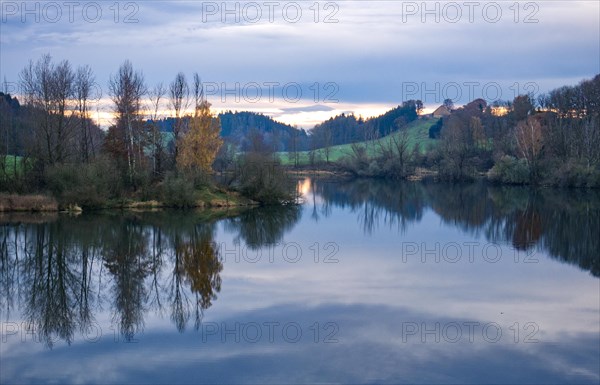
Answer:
320, 126, 333, 163
288, 125, 301, 168
169, 72, 190, 163
19, 58, 37, 106
18, 54, 76, 166
108, 60, 146, 184
580, 117, 600, 169
439, 114, 475, 179
192, 72, 203, 110
147, 83, 167, 177
52, 60, 76, 163
577, 76, 600, 168
377, 129, 411, 178
515, 116, 544, 180
75, 65, 95, 162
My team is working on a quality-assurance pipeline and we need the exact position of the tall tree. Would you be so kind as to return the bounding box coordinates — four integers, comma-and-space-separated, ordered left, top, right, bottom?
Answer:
169, 72, 190, 165
288, 125, 301, 167
147, 83, 167, 177
512, 94, 535, 122
376, 129, 412, 178
107, 60, 147, 185
515, 115, 544, 180
19, 54, 77, 166
321, 125, 333, 163
74, 65, 95, 162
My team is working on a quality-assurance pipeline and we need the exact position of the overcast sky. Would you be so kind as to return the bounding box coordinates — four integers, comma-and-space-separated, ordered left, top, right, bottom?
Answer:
1, 1, 598, 128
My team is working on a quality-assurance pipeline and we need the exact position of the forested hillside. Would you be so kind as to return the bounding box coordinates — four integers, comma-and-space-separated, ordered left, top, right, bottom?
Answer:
150, 111, 309, 152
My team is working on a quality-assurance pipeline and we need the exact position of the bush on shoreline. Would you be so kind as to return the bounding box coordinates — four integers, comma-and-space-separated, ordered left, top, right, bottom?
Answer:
545, 160, 600, 188
230, 152, 296, 205
488, 156, 530, 185
45, 157, 123, 209
161, 172, 197, 208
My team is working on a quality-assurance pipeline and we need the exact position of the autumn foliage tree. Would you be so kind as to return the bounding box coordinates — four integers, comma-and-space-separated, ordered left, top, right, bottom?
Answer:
177, 76, 223, 175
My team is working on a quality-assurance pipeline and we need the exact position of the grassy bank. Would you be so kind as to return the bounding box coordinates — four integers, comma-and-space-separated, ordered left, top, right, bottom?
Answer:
0, 186, 258, 213
277, 117, 438, 166
110, 186, 258, 210
0, 194, 59, 212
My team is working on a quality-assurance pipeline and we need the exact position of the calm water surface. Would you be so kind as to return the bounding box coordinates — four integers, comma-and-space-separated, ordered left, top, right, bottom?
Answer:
1, 179, 599, 384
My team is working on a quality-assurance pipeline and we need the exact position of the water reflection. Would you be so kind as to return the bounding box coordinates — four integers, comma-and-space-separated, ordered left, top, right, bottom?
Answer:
0, 208, 300, 347
224, 205, 301, 249
310, 178, 600, 277
309, 178, 427, 233
1, 180, 598, 348
1, 180, 598, 384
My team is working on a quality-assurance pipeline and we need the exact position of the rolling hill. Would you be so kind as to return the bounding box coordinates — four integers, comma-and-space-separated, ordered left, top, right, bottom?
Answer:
277, 116, 440, 166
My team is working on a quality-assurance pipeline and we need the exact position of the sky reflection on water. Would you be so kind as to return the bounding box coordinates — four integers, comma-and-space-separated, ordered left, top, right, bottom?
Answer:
1, 179, 599, 384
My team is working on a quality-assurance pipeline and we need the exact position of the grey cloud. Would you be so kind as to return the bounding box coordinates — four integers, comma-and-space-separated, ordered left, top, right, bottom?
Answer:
280, 104, 335, 114
0, 1, 597, 121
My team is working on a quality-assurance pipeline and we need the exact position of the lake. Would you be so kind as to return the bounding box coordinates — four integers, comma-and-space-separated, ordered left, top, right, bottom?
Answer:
1, 178, 599, 384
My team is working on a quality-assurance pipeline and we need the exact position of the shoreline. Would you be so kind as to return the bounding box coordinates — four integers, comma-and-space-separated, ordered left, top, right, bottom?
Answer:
3, 167, 598, 213
0, 204, 256, 224
287, 165, 600, 188
0, 192, 259, 214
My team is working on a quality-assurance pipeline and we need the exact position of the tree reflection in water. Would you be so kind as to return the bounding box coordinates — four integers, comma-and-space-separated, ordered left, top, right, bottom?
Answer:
0, 207, 302, 346
1, 212, 234, 346
0, 180, 598, 347
171, 222, 222, 332
224, 205, 301, 250
102, 218, 152, 341
312, 178, 599, 277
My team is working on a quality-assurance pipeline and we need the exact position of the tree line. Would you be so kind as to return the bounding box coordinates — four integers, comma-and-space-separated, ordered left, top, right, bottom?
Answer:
432, 74, 600, 186
1, 54, 296, 205
2, 54, 598, 197
341, 75, 600, 187
310, 100, 421, 148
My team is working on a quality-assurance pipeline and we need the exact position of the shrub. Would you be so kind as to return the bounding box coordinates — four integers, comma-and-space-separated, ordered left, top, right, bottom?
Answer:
379, 157, 416, 179
488, 156, 530, 185
546, 161, 600, 187
437, 158, 475, 182
339, 144, 369, 176
231, 153, 295, 204
161, 172, 197, 208
428, 118, 443, 139
367, 160, 381, 176
130, 168, 154, 200
45, 157, 122, 208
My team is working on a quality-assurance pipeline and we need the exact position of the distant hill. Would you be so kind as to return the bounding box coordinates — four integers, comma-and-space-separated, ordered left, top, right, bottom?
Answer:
150, 111, 309, 152
219, 111, 308, 151
148, 101, 423, 153
310, 100, 420, 148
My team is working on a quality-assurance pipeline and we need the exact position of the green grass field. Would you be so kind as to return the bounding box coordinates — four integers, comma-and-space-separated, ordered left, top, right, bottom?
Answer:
277, 117, 440, 166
